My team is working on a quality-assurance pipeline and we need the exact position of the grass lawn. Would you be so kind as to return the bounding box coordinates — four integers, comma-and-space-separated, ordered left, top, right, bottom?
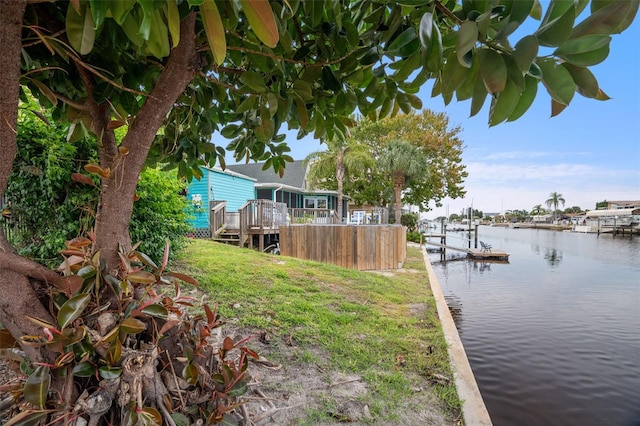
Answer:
178, 239, 462, 425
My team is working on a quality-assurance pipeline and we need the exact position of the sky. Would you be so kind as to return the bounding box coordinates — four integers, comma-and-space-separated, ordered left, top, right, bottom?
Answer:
222, 6, 640, 220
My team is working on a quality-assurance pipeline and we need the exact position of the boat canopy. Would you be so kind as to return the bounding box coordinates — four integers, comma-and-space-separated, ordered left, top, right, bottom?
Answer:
584, 208, 640, 217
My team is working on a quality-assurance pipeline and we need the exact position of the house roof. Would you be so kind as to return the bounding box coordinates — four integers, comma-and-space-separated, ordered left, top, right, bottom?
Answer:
227, 160, 308, 190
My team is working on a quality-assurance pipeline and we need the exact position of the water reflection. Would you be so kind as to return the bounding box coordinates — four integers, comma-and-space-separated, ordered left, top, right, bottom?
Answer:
428, 226, 640, 426
543, 248, 563, 267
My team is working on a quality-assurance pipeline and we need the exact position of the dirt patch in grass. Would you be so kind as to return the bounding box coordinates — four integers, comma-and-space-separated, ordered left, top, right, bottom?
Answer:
225, 324, 455, 425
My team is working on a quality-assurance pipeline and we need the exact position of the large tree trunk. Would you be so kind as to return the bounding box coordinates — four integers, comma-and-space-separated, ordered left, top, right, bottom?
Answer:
0, 0, 58, 364
93, 13, 200, 271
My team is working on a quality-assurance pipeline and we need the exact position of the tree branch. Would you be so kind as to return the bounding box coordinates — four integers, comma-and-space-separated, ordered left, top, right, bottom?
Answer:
0, 250, 60, 284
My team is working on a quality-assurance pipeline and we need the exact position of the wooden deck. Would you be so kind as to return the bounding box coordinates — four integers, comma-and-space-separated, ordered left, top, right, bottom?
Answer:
424, 241, 510, 261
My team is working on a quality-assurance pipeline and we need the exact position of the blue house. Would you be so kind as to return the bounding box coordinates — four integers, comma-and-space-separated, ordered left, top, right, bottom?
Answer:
226, 160, 348, 221
187, 167, 255, 237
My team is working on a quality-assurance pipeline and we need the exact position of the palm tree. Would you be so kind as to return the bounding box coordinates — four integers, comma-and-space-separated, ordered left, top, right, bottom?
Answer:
531, 204, 546, 220
304, 138, 374, 222
377, 140, 428, 224
545, 192, 566, 222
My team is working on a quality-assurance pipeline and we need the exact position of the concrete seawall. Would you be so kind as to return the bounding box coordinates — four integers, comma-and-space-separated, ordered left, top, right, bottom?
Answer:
421, 248, 493, 425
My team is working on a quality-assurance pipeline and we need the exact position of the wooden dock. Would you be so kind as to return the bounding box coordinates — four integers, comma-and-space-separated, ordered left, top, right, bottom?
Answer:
423, 241, 509, 261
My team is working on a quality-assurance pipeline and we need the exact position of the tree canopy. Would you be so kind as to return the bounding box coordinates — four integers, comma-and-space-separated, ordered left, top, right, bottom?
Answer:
0, 0, 638, 424
344, 110, 467, 211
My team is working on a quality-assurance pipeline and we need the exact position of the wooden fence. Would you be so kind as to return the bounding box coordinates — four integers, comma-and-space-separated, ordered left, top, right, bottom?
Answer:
279, 224, 406, 271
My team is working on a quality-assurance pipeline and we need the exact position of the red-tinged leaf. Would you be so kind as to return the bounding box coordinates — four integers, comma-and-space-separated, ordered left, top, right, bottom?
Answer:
223, 336, 234, 351
57, 293, 91, 330
140, 407, 162, 426
159, 319, 180, 336
165, 272, 199, 286
107, 120, 125, 129
71, 173, 94, 186
4, 410, 48, 426
551, 99, 568, 117
53, 275, 84, 297
25, 316, 56, 329
133, 193, 140, 201
240, 0, 279, 48
126, 270, 157, 284
0, 329, 17, 349
240, 346, 259, 359
233, 334, 256, 348
54, 351, 75, 367
24, 366, 50, 407
120, 317, 147, 334
200, 328, 211, 338
201, 0, 226, 65
66, 237, 90, 249
204, 304, 215, 324
160, 239, 170, 275
59, 249, 86, 257
84, 163, 110, 178
118, 145, 129, 155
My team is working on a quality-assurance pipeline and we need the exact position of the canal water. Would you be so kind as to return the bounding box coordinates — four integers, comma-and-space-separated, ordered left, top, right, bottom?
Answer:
427, 226, 640, 426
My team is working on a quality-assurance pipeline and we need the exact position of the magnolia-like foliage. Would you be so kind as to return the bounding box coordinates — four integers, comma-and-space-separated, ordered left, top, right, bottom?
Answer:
20, 0, 638, 181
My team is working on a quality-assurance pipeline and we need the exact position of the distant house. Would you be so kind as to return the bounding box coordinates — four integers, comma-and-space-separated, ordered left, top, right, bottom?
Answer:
186, 166, 255, 237
226, 160, 349, 222
604, 200, 640, 210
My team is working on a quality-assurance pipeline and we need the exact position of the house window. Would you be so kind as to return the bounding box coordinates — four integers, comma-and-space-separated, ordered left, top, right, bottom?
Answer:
304, 196, 328, 209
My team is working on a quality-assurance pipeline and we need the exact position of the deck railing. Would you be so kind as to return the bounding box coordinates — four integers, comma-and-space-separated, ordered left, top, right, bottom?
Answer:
289, 208, 338, 224
238, 199, 288, 230
210, 200, 227, 237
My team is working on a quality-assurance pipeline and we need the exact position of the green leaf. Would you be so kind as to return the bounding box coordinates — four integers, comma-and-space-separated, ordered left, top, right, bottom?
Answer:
134, 251, 158, 271
562, 63, 599, 98
170, 413, 191, 426
72, 361, 96, 377
456, 21, 478, 68
227, 380, 248, 397
120, 317, 147, 334
292, 80, 313, 101
99, 366, 122, 379
387, 27, 420, 57
66, 3, 96, 55
322, 67, 341, 92
360, 46, 380, 66
57, 293, 91, 329
165, 0, 181, 48
126, 270, 157, 284
470, 75, 488, 117
137, 0, 155, 41
141, 304, 168, 319
538, 59, 575, 105
201, 0, 226, 65
24, 366, 50, 407
182, 363, 199, 385
572, 1, 639, 38
109, 0, 136, 25
513, 35, 539, 72
508, 75, 539, 121
555, 44, 610, 67
477, 49, 507, 93
489, 79, 521, 126
240, 71, 267, 93
240, 0, 279, 48
554, 35, 611, 56
424, 22, 443, 73
535, 2, 575, 47
418, 12, 433, 47
89, 0, 107, 28
236, 95, 257, 114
